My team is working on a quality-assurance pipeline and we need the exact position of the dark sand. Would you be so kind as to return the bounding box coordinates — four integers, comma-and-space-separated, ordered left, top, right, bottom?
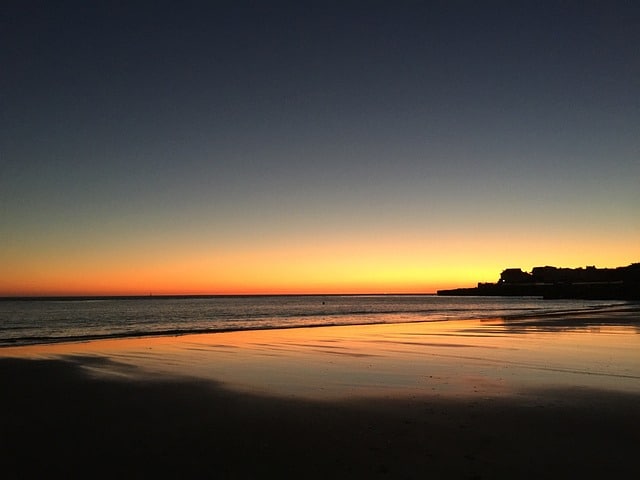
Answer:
1, 318, 639, 478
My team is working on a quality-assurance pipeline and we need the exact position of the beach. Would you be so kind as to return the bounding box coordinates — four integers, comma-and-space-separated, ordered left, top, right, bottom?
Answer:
2, 314, 639, 478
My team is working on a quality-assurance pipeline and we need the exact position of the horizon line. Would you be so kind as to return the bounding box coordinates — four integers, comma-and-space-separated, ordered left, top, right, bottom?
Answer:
0, 292, 440, 301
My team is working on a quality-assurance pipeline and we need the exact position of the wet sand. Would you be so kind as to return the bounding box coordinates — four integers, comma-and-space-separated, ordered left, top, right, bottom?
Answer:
1, 316, 639, 478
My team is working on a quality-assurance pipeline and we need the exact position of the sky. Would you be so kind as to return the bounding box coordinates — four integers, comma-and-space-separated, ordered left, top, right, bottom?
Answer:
1, 0, 639, 295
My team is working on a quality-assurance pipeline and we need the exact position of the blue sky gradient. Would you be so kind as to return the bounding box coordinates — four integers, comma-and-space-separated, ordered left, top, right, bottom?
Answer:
2, 1, 638, 294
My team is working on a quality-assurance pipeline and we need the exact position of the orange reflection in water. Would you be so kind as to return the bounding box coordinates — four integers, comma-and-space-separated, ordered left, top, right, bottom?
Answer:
2, 319, 639, 400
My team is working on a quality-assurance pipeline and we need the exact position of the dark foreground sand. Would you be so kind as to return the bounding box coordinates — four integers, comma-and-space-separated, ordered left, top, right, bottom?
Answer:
1, 318, 639, 479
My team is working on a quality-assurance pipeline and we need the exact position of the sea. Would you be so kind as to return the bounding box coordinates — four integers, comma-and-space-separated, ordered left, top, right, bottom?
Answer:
0, 295, 635, 348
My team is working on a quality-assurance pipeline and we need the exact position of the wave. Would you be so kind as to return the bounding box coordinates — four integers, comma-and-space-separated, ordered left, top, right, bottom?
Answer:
0, 318, 432, 347
1, 296, 636, 348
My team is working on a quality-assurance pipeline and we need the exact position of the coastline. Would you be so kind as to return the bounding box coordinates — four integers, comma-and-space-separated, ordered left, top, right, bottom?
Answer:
1, 295, 636, 348
2, 313, 639, 477
437, 282, 640, 300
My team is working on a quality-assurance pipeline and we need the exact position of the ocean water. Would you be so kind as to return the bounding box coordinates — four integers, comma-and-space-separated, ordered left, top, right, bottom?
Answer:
0, 295, 633, 347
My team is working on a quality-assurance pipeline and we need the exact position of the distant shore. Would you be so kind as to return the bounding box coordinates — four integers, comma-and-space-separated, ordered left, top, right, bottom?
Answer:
438, 263, 640, 300
437, 281, 640, 300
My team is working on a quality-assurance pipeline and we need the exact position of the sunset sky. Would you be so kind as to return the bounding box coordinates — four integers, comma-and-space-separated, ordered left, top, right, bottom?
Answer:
1, 1, 638, 295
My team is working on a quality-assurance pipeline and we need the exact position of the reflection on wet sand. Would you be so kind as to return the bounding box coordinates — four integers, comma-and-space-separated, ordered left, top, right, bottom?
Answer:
2, 310, 639, 400
2, 310, 640, 478
494, 302, 640, 333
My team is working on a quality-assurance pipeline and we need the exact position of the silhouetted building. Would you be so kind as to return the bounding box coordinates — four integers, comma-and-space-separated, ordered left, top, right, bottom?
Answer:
439, 263, 640, 300
499, 268, 532, 284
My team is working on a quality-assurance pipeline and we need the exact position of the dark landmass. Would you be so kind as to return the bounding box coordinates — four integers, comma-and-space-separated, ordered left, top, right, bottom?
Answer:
438, 263, 640, 300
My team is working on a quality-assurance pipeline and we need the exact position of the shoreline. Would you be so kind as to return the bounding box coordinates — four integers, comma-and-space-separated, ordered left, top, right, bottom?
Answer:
2, 315, 639, 477
1, 299, 637, 349
3, 314, 639, 397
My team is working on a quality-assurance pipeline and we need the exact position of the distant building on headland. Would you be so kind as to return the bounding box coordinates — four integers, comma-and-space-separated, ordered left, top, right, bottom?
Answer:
438, 263, 640, 300
500, 265, 636, 285
499, 268, 532, 284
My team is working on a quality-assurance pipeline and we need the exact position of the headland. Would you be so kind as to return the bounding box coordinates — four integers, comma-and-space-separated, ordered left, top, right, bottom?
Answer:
438, 263, 640, 300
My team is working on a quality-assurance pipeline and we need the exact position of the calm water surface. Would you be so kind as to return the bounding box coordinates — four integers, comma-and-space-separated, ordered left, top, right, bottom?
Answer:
0, 295, 634, 346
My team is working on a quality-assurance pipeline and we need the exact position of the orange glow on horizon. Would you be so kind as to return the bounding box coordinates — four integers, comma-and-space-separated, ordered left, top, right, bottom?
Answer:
1, 228, 638, 296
